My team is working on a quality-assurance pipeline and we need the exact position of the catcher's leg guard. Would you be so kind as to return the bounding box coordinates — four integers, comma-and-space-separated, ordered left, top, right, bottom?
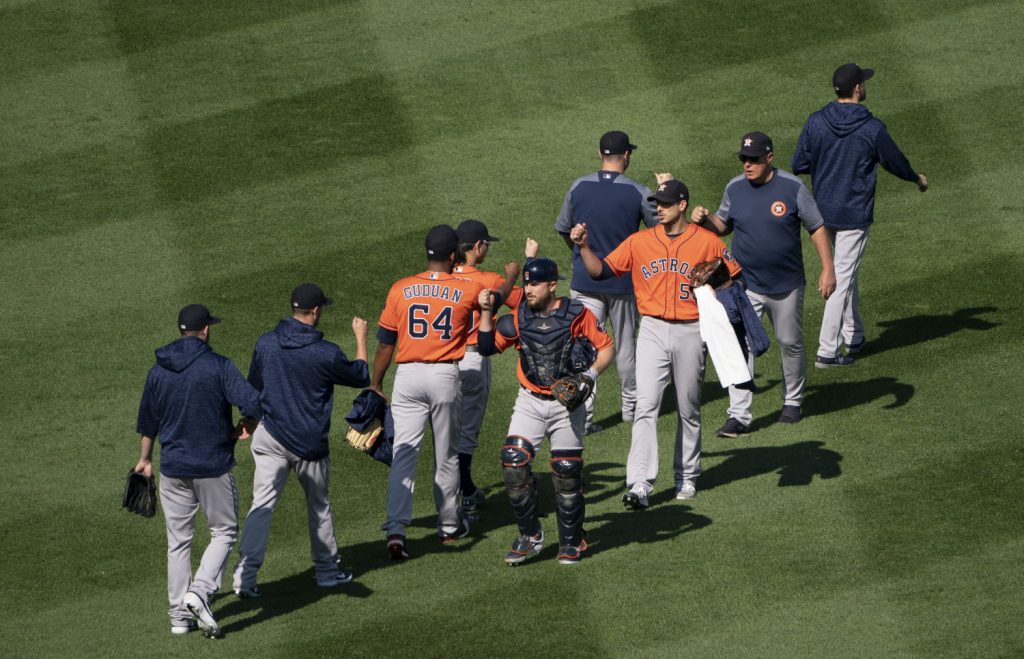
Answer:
550, 449, 585, 547
501, 436, 541, 537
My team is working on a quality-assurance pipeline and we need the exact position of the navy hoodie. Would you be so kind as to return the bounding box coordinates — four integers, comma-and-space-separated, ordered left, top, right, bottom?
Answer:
792, 101, 918, 229
137, 337, 261, 479
248, 318, 369, 460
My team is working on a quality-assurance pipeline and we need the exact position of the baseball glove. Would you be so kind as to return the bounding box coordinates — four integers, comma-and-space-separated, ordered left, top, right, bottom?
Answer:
569, 337, 598, 374
346, 419, 383, 452
689, 257, 731, 289
122, 469, 157, 518
550, 373, 594, 411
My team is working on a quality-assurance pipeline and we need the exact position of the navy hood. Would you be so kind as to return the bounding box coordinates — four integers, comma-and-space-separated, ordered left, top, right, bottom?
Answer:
155, 336, 211, 373
821, 101, 873, 137
274, 317, 323, 349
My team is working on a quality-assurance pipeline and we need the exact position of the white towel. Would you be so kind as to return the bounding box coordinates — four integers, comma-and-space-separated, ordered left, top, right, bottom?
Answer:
695, 285, 752, 388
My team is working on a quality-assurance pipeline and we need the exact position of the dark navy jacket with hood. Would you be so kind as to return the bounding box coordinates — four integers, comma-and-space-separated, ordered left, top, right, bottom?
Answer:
792, 101, 918, 229
248, 317, 369, 461
136, 336, 261, 479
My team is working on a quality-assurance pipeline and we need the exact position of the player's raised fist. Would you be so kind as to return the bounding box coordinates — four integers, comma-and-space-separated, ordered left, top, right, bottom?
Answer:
570, 223, 588, 246
503, 261, 521, 281
478, 288, 495, 311
917, 173, 928, 192
524, 237, 539, 259
690, 206, 710, 225
654, 172, 674, 185
351, 317, 368, 337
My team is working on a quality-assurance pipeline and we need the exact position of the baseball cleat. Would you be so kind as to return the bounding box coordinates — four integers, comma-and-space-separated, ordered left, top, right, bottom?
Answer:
233, 585, 260, 599
716, 418, 750, 438
183, 591, 220, 638
778, 405, 802, 424
439, 518, 472, 544
387, 535, 409, 561
171, 620, 197, 635
622, 483, 650, 510
675, 482, 697, 500
557, 538, 588, 565
462, 488, 487, 512
814, 354, 855, 369
504, 531, 544, 566
317, 567, 354, 587
845, 340, 865, 355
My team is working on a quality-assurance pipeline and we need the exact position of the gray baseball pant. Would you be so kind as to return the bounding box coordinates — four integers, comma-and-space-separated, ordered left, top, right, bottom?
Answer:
232, 422, 341, 590
160, 472, 238, 625
456, 348, 491, 455
627, 317, 705, 492
383, 362, 463, 537
571, 289, 638, 421
818, 227, 869, 358
727, 286, 806, 424
507, 387, 586, 452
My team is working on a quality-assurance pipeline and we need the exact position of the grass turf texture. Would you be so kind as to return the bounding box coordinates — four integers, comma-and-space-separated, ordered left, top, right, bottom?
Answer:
1, 0, 1022, 655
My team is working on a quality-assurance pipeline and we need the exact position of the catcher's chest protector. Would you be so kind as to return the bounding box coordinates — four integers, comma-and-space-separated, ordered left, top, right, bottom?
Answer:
516, 298, 584, 387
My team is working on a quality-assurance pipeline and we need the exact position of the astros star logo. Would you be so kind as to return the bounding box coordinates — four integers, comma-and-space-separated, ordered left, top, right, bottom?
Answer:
658, 183, 667, 191
770, 201, 787, 217
744, 138, 752, 147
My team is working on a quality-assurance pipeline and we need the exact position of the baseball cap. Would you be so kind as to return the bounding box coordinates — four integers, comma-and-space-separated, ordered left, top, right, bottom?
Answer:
599, 130, 638, 155
456, 219, 500, 244
291, 283, 333, 310
178, 304, 221, 331
738, 131, 774, 158
832, 63, 874, 94
425, 224, 459, 260
522, 258, 565, 283
648, 179, 690, 204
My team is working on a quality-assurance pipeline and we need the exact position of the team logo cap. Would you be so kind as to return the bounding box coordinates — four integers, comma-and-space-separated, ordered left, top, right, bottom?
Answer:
178, 303, 221, 331
647, 179, 690, 204
832, 63, 874, 95
599, 130, 638, 156
738, 131, 773, 158
425, 224, 459, 260
291, 283, 333, 309
523, 258, 564, 283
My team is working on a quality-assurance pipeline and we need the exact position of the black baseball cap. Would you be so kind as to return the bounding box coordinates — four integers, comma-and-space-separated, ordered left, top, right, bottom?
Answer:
456, 219, 500, 244
291, 283, 333, 310
648, 179, 690, 204
425, 224, 459, 260
523, 258, 564, 283
600, 130, 638, 155
178, 304, 221, 331
738, 131, 774, 158
832, 63, 874, 94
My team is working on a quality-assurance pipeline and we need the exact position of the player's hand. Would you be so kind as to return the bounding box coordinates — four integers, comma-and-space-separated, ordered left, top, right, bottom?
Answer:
369, 385, 389, 404
352, 317, 368, 338
654, 172, 674, 185
478, 288, 495, 311
819, 269, 837, 299
917, 173, 928, 192
133, 459, 153, 478
569, 223, 588, 247
231, 420, 251, 442
503, 261, 520, 282
690, 206, 710, 225
524, 237, 539, 259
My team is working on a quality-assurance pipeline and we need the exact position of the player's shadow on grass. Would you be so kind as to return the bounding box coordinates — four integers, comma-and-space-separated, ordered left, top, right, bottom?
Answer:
749, 376, 914, 429
860, 306, 998, 358
586, 505, 712, 556
699, 441, 842, 491
215, 569, 373, 635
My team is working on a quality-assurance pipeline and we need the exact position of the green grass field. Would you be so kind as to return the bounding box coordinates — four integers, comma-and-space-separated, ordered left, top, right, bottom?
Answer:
2, 1, 1022, 656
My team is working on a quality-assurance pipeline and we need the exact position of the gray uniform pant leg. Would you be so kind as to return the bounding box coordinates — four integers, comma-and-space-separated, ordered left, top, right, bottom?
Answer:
161, 473, 238, 623
507, 388, 586, 453
384, 363, 463, 537
627, 317, 705, 491
571, 290, 639, 421
456, 349, 491, 455
727, 287, 806, 423
818, 227, 869, 358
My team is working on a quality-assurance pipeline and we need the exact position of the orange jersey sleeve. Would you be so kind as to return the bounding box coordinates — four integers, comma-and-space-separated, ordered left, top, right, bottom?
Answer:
605, 224, 741, 321
452, 266, 524, 345
378, 272, 483, 362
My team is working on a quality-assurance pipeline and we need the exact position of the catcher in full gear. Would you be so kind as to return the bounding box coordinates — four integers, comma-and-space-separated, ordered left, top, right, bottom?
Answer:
476, 257, 614, 565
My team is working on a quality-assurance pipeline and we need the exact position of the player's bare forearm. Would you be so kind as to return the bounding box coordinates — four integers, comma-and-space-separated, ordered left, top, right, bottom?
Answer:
369, 342, 396, 391
578, 246, 604, 278
593, 345, 615, 375
352, 317, 369, 362
809, 225, 836, 298
136, 436, 155, 477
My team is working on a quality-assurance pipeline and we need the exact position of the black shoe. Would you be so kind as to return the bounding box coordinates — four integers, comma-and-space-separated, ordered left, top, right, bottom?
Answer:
846, 340, 865, 355
716, 418, 750, 438
386, 535, 409, 561
778, 405, 801, 424
815, 354, 855, 368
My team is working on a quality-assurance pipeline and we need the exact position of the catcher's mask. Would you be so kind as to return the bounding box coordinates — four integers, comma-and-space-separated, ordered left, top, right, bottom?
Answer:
523, 258, 564, 284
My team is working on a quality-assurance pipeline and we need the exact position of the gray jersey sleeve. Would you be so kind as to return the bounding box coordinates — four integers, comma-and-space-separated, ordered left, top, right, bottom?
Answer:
796, 179, 825, 232
716, 184, 733, 228
638, 184, 659, 227
555, 184, 576, 235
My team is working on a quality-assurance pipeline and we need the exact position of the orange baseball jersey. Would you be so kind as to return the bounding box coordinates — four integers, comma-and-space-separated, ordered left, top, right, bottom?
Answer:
452, 264, 524, 345
603, 223, 742, 321
379, 271, 484, 363
491, 300, 613, 396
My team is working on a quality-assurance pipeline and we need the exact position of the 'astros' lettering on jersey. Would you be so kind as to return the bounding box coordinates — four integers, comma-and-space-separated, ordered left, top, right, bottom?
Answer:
452, 265, 524, 345
603, 224, 741, 321
379, 271, 484, 363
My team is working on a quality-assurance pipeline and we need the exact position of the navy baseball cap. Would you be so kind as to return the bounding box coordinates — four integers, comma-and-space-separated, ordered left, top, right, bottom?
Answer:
456, 219, 500, 244
523, 258, 564, 283
648, 179, 690, 204
425, 224, 459, 259
178, 304, 221, 331
833, 63, 874, 94
600, 130, 637, 155
291, 283, 333, 309
738, 131, 774, 158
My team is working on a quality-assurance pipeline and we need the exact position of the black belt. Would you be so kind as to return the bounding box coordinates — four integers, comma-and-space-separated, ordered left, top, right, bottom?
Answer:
649, 316, 699, 324
465, 345, 479, 353
525, 387, 555, 401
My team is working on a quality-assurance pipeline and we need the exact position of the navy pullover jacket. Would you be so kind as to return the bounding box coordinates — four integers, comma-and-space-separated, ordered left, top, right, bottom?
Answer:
792, 101, 918, 229
249, 318, 369, 461
137, 337, 261, 479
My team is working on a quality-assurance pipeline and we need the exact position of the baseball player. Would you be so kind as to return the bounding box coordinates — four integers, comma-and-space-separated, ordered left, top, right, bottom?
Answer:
476, 257, 614, 564
371, 225, 486, 561
232, 283, 369, 597
134, 304, 261, 637
792, 63, 928, 366
691, 132, 835, 435
555, 130, 659, 433
571, 179, 741, 507
452, 219, 536, 512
